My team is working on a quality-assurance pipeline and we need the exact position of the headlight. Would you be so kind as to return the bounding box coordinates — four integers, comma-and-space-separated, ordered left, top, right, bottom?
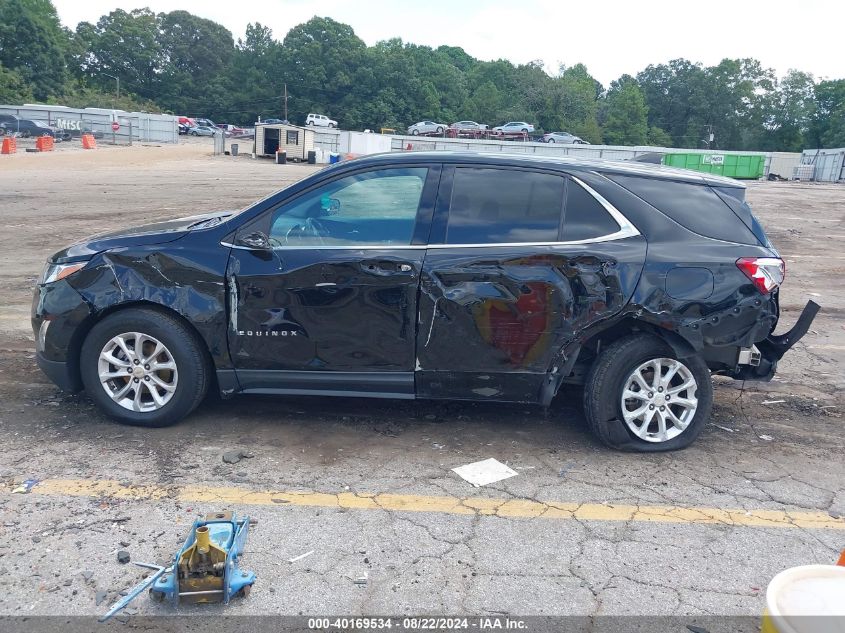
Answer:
40, 261, 89, 285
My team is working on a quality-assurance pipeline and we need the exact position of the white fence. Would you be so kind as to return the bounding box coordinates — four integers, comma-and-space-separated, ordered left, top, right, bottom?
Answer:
0, 104, 178, 143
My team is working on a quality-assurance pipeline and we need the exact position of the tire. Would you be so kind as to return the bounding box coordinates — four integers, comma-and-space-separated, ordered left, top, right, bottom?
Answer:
412, 129, 419, 135
79, 308, 209, 428
436, 127, 443, 134
548, 138, 555, 143
307, 121, 314, 126
191, 131, 197, 136
328, 123, 335, 128
582, 334, 712, 452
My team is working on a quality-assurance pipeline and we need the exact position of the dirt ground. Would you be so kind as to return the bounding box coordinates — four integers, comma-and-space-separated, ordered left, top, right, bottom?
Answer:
0, 140, 843, 627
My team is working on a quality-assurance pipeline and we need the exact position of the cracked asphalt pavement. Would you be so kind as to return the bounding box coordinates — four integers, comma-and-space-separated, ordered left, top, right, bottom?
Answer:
0, 142, 843, 621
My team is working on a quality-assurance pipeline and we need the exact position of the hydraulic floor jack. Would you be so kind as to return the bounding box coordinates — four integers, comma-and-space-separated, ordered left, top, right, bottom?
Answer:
100, 511, 256, 621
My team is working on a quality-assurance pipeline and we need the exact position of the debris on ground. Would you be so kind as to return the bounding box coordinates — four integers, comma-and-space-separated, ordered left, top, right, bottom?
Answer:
288, 550, 314, 563
117, 550, 130, 564
222, 450, 255, 464
759, 435, 774, 441
452, 458, 518, 487
761, 400, 786, 405
712, 424, 735, 433
95, 590, 108, 606
354, 573, 368, 585
12, 478, 39, 494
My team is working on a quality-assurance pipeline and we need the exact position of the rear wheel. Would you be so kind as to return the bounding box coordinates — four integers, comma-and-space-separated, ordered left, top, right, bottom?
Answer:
583, 334, 712, 451
436, 126, 443, 134
80, 308, 209, 427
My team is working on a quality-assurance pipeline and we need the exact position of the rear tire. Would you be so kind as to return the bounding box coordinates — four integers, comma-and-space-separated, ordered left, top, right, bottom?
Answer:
80, 308, 209, 427
583, 334, 712, 452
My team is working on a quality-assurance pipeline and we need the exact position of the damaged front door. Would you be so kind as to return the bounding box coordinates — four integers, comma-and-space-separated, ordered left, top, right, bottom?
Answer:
226, 165, 439, 397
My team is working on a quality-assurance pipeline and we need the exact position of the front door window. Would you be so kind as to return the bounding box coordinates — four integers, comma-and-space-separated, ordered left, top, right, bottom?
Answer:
267, 168, 428, 248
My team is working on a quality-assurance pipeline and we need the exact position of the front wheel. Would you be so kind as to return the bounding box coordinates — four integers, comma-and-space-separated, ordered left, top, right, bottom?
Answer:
548, 138, 555, 143
583, 334, 712, 451
436, 127, 443, 134
80, 308, 209, 427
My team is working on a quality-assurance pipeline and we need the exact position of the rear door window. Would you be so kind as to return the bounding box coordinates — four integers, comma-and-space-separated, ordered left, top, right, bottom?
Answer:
446, 168, 565, 244
563, 178, 622, 241
609, 174, 758, 244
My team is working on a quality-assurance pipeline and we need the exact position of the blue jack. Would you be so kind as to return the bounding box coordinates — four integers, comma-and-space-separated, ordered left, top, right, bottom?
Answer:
100, 511, 255, 621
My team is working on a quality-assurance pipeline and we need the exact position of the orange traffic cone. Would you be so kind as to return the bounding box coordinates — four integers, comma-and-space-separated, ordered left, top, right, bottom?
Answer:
1, 136, 16, 154
837, 548, 845, 566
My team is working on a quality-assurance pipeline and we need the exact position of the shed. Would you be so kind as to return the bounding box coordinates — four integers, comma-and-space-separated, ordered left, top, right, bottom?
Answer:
254, 123, 314, 160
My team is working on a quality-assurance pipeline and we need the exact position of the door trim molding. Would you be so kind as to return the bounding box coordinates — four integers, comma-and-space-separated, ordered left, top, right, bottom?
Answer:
222, 369, 415, 399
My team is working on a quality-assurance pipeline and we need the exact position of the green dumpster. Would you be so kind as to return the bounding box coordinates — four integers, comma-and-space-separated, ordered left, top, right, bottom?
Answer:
662, 153, 765, 179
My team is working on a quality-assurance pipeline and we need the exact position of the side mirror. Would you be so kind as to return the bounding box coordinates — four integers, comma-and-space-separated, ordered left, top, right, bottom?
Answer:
236, 231, 271, 250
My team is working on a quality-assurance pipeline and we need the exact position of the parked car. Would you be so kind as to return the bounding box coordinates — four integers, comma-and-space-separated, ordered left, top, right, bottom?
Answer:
178, 124, 191, 135
1, 118, 58, 138
543, 131, 588, 144
0, 113, 20, 135
261, 118, 289, 125
493, 121, 535, 133
217, 124, 245, 135
188, 125, 219, 137
407, 121, 447, 135
32, 152, 817, 451
450, 121, 487, 131
305, 113, 337, 128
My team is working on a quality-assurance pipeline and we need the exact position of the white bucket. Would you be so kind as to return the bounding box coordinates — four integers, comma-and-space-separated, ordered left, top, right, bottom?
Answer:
762, 564, 845, 633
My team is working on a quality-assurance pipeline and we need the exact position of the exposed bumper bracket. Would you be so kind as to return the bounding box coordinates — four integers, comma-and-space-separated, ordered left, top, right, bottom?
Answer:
758, 300, 820, 362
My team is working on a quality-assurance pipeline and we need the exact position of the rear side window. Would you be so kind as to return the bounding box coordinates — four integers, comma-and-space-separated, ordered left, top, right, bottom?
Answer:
563, 179, 621, 241
446, 168, 565, 244
609, 175, 758, 244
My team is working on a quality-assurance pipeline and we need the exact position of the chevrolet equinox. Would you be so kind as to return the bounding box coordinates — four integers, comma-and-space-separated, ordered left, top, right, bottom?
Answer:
32, 152, 818, 451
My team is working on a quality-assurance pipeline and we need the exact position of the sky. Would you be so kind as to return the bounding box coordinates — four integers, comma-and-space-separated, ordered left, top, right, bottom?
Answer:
51, 0, 842, 86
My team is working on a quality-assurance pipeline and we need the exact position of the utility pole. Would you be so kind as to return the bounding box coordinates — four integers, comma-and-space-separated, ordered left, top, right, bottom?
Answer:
283, 84, 289, 122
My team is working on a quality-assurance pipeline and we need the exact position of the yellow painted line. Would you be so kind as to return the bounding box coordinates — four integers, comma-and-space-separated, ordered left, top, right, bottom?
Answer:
20, 478, 845, 530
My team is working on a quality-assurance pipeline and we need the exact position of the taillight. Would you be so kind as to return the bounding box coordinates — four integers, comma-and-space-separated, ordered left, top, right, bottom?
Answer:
736, 257, 785, 294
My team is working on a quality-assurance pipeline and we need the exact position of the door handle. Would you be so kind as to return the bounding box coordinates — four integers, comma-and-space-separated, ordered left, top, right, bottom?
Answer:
361, 261, 415, 275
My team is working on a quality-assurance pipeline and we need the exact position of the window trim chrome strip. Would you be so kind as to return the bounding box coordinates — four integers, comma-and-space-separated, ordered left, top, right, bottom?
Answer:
221, 174, 641, 251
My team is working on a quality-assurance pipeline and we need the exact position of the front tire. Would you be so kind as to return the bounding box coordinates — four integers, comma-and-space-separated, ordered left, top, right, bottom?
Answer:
80, 308, 209, 427
583, 334, 712, 452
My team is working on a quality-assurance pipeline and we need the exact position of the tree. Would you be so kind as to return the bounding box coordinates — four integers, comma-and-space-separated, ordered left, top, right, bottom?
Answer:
646, 126, 672, 147
602, 76, 648, 145
74, 9, 162, 102
0, 61, 32, 103
279, 17, 366, 127
157, 10, 234, 115
810, 79, 845, 148
0, 0, 69, 100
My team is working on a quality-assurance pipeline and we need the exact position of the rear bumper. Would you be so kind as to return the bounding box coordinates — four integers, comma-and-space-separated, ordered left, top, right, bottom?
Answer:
734, 300, 820, 381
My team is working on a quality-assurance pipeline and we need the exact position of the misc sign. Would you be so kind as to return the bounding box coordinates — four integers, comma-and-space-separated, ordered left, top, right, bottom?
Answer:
56, 118, 83, 131
703, 154, 725, 165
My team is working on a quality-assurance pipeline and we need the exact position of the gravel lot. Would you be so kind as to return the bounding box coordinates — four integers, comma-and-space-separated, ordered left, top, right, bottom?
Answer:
0, 140, 843, 627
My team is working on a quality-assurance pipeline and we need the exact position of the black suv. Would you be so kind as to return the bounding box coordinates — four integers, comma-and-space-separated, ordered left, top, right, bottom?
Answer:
32, 152, 818, 451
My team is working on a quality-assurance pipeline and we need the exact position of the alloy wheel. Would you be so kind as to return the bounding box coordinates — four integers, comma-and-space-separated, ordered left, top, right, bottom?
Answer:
97, 332, 178, 412
620, 358, 698, 442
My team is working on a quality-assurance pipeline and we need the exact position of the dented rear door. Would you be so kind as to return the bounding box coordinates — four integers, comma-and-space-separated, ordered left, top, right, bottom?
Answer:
415, 166, 647, 403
